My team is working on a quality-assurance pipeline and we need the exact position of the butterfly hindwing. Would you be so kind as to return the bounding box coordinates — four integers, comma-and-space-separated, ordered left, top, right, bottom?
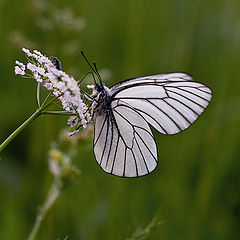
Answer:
94, 101, 158, 177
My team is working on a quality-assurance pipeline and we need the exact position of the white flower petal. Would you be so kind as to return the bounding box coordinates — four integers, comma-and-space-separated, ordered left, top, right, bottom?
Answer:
14, 66, 25, 75
16, 48, 92, 131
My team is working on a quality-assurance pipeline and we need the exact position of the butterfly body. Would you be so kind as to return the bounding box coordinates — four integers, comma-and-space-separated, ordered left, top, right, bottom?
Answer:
92, 84, 112, 115
90, 73, 212, 178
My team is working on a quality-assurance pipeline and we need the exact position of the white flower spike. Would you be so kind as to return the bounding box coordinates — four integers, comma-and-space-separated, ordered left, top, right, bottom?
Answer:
15, 48, 92, 135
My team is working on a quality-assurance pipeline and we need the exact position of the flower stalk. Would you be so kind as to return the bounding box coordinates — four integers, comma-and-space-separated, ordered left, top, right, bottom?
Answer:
0, 109, 41, 152
27, 143, 81, 240
27, 179, 61, 240
0, 92, 63, 153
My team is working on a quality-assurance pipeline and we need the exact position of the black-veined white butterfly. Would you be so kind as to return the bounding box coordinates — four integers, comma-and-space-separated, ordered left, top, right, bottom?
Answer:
81, 52, 212, 178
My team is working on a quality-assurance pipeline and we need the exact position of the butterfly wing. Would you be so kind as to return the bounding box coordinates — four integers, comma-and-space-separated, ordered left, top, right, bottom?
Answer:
93, 72, 212, 177
93, 102, 158, 177
111, 73, 212, 135
110, 72, 193, 92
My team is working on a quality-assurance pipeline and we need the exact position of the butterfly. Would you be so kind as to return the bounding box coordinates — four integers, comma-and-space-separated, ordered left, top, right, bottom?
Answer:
81, 52, 212, 178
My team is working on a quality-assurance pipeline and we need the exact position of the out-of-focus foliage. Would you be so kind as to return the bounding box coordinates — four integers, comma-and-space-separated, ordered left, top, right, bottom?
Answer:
0, 0, 240, 239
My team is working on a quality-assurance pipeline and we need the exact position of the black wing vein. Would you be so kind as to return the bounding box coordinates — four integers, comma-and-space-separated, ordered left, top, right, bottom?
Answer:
105, 114, 114, 168
166, 89, 205, 109
99, 114, 110, 165
135, 131, 158, 163
94, 114, 108, 147
162, 98, 192, 124
114, 101, 168, 134
146, 99, 182, 132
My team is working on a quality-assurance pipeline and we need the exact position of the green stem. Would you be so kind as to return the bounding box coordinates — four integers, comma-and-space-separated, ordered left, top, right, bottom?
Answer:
27, 180, 61, 240
36, 82, 41, 107
0, 109, 41, 152
0, 94, 64, 153
41, 93, 64, 110
42, 111, 72, 116
40, 91, 52, 108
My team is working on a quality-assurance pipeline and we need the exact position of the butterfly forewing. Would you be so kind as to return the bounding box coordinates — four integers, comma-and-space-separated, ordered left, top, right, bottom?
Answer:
110, 73, 193, 93
111, 74, 212, 135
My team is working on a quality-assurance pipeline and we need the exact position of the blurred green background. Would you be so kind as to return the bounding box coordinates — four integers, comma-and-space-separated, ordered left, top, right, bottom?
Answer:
0, 0, 240, 239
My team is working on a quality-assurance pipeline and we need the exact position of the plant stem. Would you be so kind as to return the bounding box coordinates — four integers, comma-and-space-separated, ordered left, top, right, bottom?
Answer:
36, 82, 41, 107
42, 110, 73, 116
27, 180, 61, 240
0, 94, 64, 153
40, 91, 52, 108
0, 109, 41, 152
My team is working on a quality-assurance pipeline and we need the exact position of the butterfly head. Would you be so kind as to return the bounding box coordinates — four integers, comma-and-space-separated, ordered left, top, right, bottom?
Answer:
95, 82, 104, 93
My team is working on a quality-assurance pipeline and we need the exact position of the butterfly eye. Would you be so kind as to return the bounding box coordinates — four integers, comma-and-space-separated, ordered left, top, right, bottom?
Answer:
96, 83, 104, 92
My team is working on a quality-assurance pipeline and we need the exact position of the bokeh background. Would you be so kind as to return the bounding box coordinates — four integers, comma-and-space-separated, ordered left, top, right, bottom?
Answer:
0, 0, 240, 239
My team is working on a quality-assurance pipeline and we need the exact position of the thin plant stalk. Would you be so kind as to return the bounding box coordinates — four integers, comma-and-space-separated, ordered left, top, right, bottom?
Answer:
27, 179, 61, 240
0, 94, 64, 153
0, 109, 41, 152
37, 82, 41, 107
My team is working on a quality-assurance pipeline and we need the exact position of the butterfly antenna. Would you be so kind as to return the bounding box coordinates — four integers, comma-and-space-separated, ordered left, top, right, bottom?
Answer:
93, 62, 103, 85
79, 71, 97, 85
81, 51, 101, 84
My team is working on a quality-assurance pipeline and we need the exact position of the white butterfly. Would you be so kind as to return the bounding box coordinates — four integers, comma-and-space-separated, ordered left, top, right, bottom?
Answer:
79, 52, 212, 177
89, 72, 212, 178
